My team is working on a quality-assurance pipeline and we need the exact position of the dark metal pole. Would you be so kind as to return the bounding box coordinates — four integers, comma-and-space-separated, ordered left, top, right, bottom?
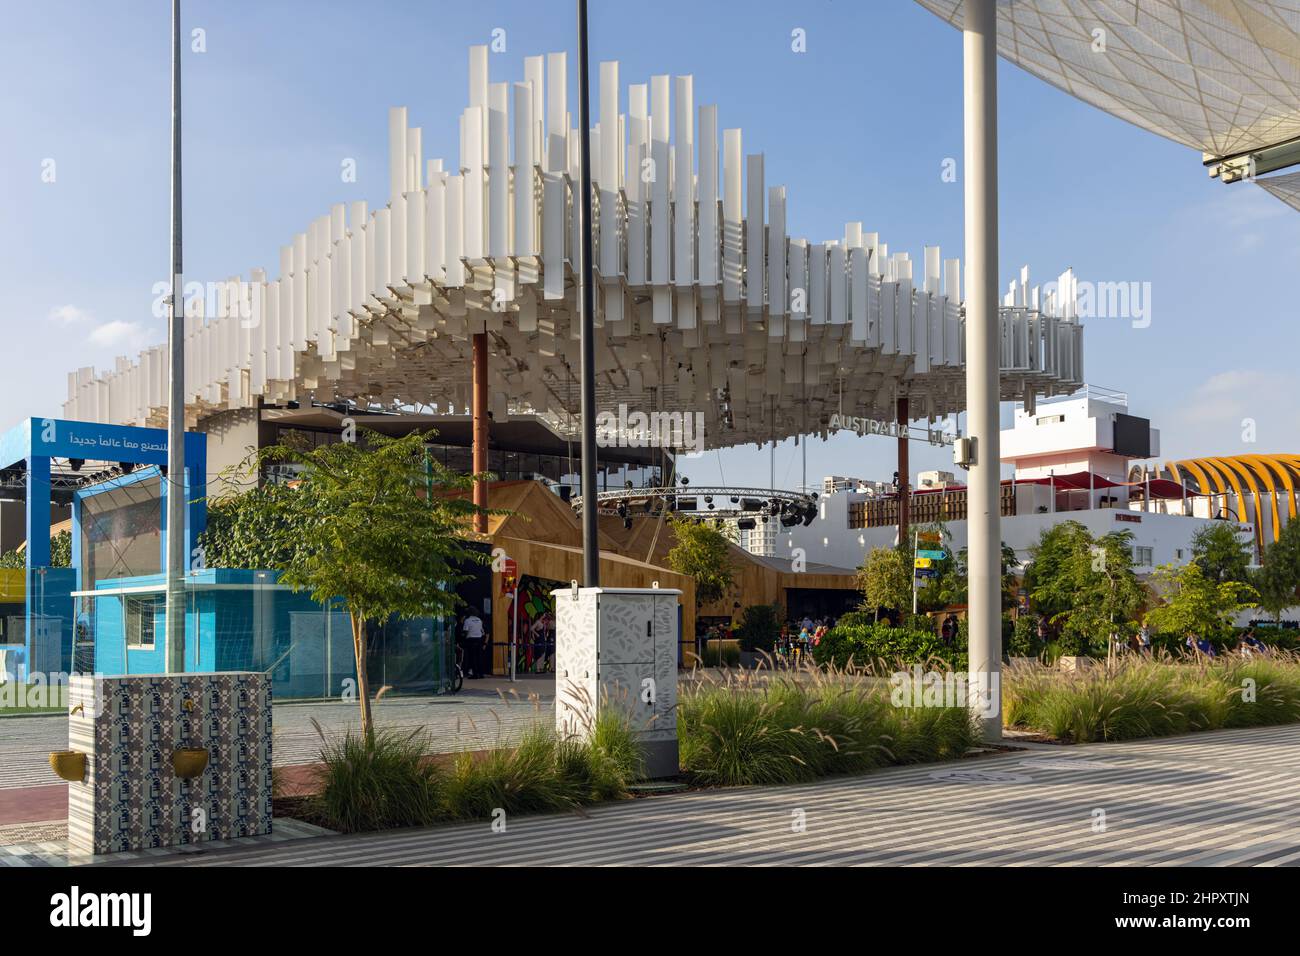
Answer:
897, 395, 910, 547
576, 0, 599, 586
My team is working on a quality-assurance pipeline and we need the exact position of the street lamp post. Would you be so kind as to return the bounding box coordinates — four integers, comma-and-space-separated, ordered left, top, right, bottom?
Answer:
963, 0, 1001, 740
576, 0, 600, 587
164, 0, 187, 673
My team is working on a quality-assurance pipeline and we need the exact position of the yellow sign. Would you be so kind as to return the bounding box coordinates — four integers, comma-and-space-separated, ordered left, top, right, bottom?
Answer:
914, 557, 933, 569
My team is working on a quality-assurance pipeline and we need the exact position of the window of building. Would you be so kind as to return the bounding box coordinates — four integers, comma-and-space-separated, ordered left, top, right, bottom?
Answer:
1175, 548, 1184, 560
125, 595, 161, 650
1132, 546, 1154, 567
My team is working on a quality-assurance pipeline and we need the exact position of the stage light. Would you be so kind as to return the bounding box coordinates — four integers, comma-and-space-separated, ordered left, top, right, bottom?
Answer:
737, 518, 756, 531
69, 458, 84, 472
780, 512, 800, 528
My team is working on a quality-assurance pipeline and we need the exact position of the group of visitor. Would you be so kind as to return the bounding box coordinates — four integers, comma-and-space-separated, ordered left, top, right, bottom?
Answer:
1104, 621, 1272, 659
777, 615, 832, 661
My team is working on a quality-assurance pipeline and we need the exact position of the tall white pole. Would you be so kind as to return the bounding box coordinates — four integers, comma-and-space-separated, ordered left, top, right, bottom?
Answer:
963, 0, 1001, 740
164, 0, 186, 673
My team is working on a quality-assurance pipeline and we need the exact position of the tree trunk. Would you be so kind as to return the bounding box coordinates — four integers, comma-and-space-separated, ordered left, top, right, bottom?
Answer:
350, 612, 373, 743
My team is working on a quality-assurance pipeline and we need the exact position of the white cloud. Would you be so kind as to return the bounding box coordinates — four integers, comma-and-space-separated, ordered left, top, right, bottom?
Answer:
1160, 368, 1300, 458
88, 320, 148, 349
1185, 369, 1274, 424
49, 304, 92, 324
1181, 369, 1283, 425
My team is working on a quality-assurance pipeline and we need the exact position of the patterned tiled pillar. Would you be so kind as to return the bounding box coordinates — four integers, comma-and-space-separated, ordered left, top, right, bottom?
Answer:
66, 673, 272, 856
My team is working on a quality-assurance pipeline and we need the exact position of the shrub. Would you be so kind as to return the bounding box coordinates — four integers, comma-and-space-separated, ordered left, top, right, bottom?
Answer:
678, 685, 804, 786
1002, 652, 1300, 742
678, 667, 976, 787
313, 716, 640, 832
555, 713, 643, 802
311, 722, 443, 832
442, 726, 582, 819
812, 617, 966, 670
735, 604, 782, 652
1007, 615, 1037, 658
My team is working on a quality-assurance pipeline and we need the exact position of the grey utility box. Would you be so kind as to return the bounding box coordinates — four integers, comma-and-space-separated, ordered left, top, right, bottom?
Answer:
554, 585, 681, 779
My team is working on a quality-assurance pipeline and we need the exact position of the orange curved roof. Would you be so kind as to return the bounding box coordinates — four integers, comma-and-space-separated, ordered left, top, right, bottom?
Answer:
1166, 454, 1300, 555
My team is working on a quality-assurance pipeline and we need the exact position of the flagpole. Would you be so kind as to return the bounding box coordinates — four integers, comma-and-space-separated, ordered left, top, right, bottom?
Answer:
164, 0, 187, 673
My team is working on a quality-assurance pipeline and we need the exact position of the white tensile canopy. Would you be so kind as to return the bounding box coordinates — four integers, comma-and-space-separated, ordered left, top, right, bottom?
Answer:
65, 45, 1085, 451
1257, 168, 1300, 210
917, 0, 1300, 158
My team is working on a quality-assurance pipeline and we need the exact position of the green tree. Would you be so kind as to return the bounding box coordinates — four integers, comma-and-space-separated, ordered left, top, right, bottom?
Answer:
200, 482, 313, 569
213, 429, 489, 740
0, 530, 72, 569
1024, 521, 1145, 654
1189, 522, 1252, 585
666, 516, 737, 609
1066, 531, 1146, 652
1023, 521, 1093, 628
1146, 559, 1258, 641
734, 603, 783, 652
1252, 518, 1300, 623
857, 546, 913, 621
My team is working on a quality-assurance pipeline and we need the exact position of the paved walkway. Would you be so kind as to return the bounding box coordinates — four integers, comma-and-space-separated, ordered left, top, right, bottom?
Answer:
107, 724, 1300, 867
0, 677, 554, 797
1, 818, 334, 867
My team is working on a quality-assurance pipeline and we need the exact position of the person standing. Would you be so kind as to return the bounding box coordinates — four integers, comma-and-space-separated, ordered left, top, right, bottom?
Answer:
1137, 623, 1152, 654
462, 611, 487, 679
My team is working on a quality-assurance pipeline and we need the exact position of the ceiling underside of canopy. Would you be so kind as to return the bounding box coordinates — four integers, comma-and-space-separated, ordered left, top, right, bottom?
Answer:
917, 0, 1300, 158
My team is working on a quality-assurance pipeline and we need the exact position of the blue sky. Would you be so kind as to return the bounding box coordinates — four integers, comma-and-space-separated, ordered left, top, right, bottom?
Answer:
2, 0, 1297, 489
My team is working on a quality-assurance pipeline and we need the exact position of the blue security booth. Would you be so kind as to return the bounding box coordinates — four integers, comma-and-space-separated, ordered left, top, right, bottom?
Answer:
0, 416, 456, 701
0, 417, 206, 681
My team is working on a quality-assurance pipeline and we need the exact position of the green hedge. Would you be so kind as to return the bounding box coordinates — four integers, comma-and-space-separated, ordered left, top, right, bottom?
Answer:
811, 614, 967, 671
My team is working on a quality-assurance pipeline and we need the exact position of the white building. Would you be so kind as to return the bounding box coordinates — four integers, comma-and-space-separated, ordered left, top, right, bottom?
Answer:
787, 387, 1257, 575
822, 475, 884, 496
739, 521, 778, 558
